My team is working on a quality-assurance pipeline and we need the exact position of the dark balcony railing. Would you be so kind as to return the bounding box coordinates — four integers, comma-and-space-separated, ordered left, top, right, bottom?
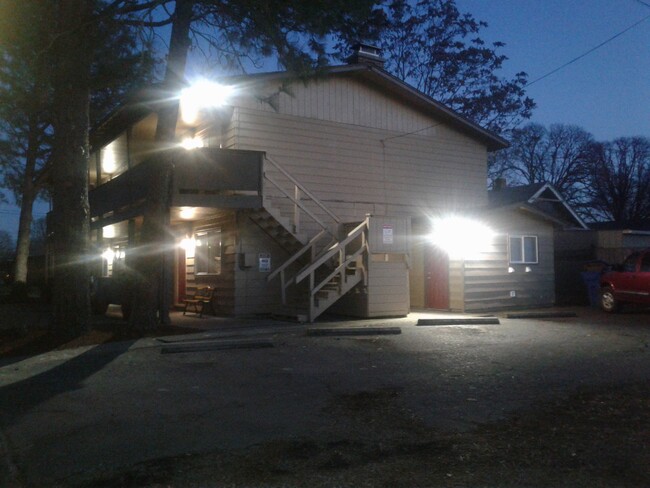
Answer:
89, 148, 264, 226
172, 147, 263, 208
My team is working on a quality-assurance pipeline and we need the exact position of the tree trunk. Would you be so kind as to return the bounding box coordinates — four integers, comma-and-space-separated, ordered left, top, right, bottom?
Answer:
13, 187, 34, 285
49, 0, 92, 337
13, 115, 41, 284
128, 0, 194, 330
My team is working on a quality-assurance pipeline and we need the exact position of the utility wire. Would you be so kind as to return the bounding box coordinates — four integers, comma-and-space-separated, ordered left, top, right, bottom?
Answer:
634, 0, 650, 9
526, 12, 650, 87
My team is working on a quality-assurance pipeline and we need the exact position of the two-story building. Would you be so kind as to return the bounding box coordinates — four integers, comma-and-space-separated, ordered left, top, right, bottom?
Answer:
89, 45, 564, 322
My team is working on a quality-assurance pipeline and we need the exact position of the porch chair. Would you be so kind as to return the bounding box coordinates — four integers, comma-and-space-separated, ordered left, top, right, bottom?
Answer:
182, 286, 216, 317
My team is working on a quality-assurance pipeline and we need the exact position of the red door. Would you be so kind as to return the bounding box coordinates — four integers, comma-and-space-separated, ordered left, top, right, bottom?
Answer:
177, 247, 186, 303
426, 244, 449, 309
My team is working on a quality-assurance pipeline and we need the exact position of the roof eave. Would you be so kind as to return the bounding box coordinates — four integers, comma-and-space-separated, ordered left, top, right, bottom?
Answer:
348, 65, 509, 152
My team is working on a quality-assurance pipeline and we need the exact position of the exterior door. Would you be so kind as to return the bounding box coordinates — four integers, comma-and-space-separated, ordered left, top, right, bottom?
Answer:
176, 246, 186, 303
426, 244, 449, 309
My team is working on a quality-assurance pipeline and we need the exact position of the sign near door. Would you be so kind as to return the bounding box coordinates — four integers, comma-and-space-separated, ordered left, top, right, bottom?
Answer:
259, 253, 271, 272
382, 224, 394, 245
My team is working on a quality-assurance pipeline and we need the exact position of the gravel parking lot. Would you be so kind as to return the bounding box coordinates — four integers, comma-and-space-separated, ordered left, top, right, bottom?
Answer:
1, 306, 649, 487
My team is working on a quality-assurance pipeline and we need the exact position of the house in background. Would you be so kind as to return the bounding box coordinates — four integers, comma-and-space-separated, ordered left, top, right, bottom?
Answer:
418, 181, 589, 313
86, 44, 549, 322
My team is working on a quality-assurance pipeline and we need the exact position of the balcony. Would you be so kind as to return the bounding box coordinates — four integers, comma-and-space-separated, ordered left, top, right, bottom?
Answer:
89, 148, 264, 228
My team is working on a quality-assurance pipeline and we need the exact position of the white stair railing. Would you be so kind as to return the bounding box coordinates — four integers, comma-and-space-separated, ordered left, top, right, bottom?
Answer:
263, 155, 340, 236
296, 218, 369, 322
263, 155, 370, 321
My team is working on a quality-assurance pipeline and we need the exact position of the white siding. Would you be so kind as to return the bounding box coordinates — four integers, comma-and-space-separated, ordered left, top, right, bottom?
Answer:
462, 210, 555, 312
231, 75, 487, 222
367, 256, 410, 317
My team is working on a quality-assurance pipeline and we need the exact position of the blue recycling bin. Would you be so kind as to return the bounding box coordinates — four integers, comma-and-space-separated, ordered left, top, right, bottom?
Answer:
580, 271, 601, 307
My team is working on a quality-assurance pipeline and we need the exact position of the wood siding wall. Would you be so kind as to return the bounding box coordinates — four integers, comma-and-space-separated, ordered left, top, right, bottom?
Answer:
231, 75, 488, 229
462, 210, 555, 312
367, 255, 410, 317
331, 254, 410, 318
233, 211, 292, 316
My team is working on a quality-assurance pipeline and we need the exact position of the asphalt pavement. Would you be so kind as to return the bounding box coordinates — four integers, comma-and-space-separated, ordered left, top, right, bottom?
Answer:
1, 306, 649, 486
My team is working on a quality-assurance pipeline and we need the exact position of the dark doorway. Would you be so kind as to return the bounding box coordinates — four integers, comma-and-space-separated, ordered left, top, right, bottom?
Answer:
177, 247, 186, 303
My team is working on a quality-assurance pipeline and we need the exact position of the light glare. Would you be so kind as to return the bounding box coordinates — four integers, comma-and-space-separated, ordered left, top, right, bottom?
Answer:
179, 207, 196, 219
180, 80, 234, 123
180, 237, 196, 258
101, 248, 115, 264
102, 225, 116, 238
429, 216, 495, 259
180, 137, 204, 150
102, 146, 117, 174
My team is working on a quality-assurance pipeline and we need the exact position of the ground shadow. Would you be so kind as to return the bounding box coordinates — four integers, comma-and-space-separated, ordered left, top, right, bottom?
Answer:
0, 339, 136, 425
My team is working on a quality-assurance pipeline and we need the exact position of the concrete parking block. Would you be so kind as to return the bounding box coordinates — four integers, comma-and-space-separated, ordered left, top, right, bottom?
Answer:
306, 327, 401, 337
506, 312, 578, 319
416, 317, 500, 326
160, 339, 274, 354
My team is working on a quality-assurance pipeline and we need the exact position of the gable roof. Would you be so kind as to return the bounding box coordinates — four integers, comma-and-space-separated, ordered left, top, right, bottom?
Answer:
91, 63, 509, 152
488, 182, 588, 229
317, 64, 508, 152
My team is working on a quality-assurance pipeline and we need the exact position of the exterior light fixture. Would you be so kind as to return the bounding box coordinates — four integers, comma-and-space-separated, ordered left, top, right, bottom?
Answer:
179, 207, 196, 219
180, 137, 204, 150
102, 145, 117, 174
102, 225, 116, 239
180, 79, 234, 124
101, 248, 115, 265
508, 266, 515, 273
429, 216, 495, 260
180, 236, 196, 258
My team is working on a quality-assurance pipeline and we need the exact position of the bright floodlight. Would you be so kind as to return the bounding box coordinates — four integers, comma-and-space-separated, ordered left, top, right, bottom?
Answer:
102, 224, 116, 239
180, 80, 234, 124
102, 145, 117, 174
101, 248, 115, 265
180, 137, 204, 150
180, 236, 196, 258
179, 207, 196, 219
429, 216, 495, 259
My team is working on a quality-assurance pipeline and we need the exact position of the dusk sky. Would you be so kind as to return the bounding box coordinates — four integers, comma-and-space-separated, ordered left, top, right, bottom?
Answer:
1, 0, 649, 238
456, 0, 650, 140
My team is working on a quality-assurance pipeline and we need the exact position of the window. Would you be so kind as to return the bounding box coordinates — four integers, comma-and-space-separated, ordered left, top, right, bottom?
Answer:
641, 253, 650, 272
622, 253, 639, 272
195, 229, 222, 275
509, 235, 538, 264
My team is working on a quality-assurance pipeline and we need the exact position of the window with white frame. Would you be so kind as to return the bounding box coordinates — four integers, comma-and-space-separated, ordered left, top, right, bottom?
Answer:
195, 229, 222, 275
509, 235, 538, 264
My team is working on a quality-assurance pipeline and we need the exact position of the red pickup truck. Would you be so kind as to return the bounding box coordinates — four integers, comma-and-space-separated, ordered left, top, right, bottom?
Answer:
600, 250, 650, 312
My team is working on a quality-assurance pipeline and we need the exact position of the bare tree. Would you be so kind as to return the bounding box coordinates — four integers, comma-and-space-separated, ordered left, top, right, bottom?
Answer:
491, 123, 593, 208
0, 1, 54, 285
380, 0, 534, 133
585, 137, 650, 223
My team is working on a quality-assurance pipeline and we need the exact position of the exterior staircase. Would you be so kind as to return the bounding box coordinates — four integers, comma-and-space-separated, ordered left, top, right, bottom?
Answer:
260, 156, 369, 322
247, 203, 307, 256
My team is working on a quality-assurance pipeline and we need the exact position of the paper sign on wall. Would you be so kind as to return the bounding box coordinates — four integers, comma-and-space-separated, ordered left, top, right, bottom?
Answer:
382, 225, 394, 245
258, 253, 271, 272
